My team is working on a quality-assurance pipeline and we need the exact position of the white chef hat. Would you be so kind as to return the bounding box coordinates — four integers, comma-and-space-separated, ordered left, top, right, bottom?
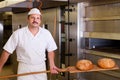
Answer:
28, 8, 41, 15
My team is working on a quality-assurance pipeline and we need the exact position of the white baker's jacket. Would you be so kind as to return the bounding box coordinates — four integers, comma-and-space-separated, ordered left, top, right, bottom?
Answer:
3, 26, 57, 65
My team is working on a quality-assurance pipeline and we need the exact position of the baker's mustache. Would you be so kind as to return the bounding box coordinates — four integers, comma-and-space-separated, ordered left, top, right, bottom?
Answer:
32, 21, 38, 24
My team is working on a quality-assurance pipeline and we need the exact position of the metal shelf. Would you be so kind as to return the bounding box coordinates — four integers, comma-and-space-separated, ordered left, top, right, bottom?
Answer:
99, 70, 120, 78
83, 32, 120, 40
85, 49, 120, 59
84, 16, 120, 21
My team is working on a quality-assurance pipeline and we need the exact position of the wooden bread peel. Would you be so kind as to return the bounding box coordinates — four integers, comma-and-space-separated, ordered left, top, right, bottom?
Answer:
69, 65, 119, 73
0, 65, 119, 79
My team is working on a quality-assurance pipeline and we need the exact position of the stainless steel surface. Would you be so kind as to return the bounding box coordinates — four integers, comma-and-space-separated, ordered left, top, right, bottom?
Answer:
77, 3, 87, 80
64, 4, 78, 80
0, 0, 119, 13
85, 2, 120, 33
83, 32, 120, 40
0, 21, 3, 54
58, 4, 81, 80
57, 3, 88, 80
0, 0, 120, 13
83, 1, 120, 80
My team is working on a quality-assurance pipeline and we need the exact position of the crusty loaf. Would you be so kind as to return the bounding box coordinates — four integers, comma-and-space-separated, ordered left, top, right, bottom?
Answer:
76, 59, 94, 71
98, 58, 116, 69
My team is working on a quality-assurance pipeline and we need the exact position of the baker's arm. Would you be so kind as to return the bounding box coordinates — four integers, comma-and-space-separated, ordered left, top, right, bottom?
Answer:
0, 50, 10, 72
48, 51, 59, 74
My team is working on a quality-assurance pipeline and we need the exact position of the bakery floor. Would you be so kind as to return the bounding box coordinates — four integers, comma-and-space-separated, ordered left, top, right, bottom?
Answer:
0, 64, 16, 80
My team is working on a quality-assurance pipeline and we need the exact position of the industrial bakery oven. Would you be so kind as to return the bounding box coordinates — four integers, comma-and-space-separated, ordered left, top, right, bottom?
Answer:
57, 0, 120, 80
81, 1, 120, 80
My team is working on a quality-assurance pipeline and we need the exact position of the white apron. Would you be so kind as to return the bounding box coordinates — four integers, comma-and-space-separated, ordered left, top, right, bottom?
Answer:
17, 62, 47, 80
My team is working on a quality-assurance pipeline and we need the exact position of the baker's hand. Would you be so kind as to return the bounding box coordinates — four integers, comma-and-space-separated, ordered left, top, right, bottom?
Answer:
50, 66, 60, 74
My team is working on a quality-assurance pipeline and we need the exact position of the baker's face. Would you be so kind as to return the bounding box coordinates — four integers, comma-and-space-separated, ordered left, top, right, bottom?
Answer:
28, 14, 41, 28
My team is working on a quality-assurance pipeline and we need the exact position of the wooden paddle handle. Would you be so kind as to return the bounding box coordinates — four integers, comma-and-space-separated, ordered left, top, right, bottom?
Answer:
0, 70, 50, 79
0, 68, 69, 79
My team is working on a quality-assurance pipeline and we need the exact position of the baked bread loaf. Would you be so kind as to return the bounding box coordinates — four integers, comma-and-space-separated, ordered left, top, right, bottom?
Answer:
98, 58, 116, 69
76, 59, 94, 71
